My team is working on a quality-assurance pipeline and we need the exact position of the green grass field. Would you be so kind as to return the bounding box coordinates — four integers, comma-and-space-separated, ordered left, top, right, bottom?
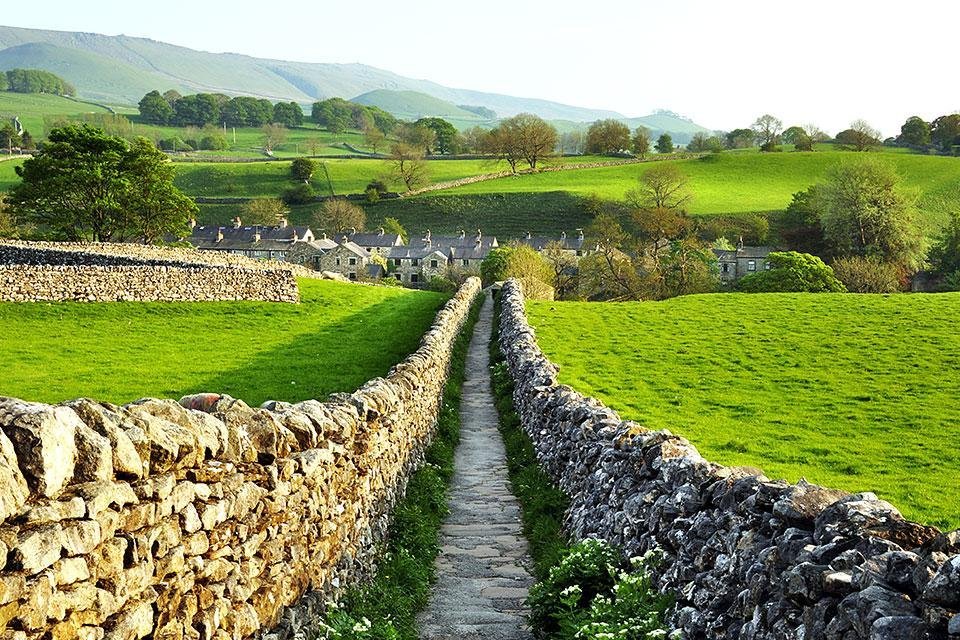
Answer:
526, 294, 960, 529
173, 157, 511, 198
0, 92, 113, 137
0, 278, 447, 407
445, 150, 960, 231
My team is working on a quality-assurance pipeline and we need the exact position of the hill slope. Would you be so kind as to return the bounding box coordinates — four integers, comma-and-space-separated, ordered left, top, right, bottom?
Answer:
352, 90, 492, 127
0, 24, 709, 133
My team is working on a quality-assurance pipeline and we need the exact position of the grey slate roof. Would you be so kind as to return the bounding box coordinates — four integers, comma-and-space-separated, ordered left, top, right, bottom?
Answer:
518, 231, 587, 252
334, 229, 404, 248
713, 246, 776, 260
187, 224, 313, 252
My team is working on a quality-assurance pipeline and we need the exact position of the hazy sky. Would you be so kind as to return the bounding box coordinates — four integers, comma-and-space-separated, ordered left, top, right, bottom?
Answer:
5, 0, 958, 136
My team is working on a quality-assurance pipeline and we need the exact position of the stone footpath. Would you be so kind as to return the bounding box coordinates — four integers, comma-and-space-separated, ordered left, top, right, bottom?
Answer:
418, 294, 535, 640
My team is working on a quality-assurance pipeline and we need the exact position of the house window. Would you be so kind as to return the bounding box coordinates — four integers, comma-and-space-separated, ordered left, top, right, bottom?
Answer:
366, 248, 371, 252
349, 272, 357, 281
576, 250, 583, 256
394, 273, 401, 281
462, 259, 469, 267
348, 257, 356, 266
412, 258, 420, 266
336, 257, 341, 266
747, 260, 756, 271
430, 259, 438, 268
394, 258, 402, 267
764, 261, 771, 270
722, 263, 729, 273
411, 273, 419, 283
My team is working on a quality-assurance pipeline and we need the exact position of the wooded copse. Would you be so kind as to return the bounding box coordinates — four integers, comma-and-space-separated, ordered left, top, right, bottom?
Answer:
0, 68, 75, 96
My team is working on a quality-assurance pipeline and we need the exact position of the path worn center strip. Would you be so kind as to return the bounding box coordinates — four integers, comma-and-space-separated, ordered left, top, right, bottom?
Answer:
418, 293, 534, 640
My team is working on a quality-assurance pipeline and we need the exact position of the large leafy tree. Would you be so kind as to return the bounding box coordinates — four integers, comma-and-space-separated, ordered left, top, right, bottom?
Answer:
585, 119, 630, 154
931, 114, 960, 152
121, 137, 198, 242
500, 113, 558, 170
138, 90, 174, 125
899, 116, 931, 147
415, 117, 459, 155
9, 124, 195, 242
820, 158, 926, 272
273, 102, 304, 128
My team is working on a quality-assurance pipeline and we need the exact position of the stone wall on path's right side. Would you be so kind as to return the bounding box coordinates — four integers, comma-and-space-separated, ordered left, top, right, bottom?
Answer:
496, 279, 960, 640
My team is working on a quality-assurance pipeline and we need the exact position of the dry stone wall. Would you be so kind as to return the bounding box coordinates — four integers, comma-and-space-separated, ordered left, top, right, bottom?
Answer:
0, 277, 482, 640
0, 265, 299, 303
0, 242, 308, 303
497, 279, 960, 640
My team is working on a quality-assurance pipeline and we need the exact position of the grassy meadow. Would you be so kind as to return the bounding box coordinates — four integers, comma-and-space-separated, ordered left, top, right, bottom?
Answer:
526, 294, 960, 529
0, 92, 113, 137
0, 278, 447, 406
446, 150, 960, 231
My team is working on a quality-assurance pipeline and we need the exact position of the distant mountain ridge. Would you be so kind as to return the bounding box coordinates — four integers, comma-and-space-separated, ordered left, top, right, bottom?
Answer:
0, 24, 711, 140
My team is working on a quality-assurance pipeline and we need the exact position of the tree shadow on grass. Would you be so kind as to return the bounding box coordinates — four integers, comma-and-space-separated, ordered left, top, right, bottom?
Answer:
187, 294, 445, 407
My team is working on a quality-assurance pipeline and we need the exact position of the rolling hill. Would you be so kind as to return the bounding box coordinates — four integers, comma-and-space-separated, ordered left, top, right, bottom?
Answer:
352, 90, 493, 128
0, 24, 710, 139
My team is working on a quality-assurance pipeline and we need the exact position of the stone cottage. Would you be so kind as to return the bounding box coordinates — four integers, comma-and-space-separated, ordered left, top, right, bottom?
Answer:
187, 217, 314, 261
713, 239, 775, 284
317, 241, 372, 281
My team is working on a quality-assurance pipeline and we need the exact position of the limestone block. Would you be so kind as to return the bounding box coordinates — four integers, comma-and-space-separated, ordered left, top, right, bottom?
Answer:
11, 524, 64, 574
71, 481, 137, 518
0, 429, 29, 521
74, 422, 114, 483
104, 602, 154, 640
61, 520, 102, 556
23, 497, 86, 524
54, 557, 90, 586
66, 401, 144, 480
0, 399, 79, 498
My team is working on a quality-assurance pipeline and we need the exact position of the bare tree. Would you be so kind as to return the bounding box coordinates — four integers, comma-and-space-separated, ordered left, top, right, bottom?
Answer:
242, 198, 287, 226
505, 113, 557, 170
261, 123, 287, 153
752, 114, 783, 149
364, 126, 386, 154
542, 240, 578, 298
313, 198, 366, 233
481, 127, 523, 173
389, 143, 430, 191
847, 119, 882, 151
626, 164, 692, 212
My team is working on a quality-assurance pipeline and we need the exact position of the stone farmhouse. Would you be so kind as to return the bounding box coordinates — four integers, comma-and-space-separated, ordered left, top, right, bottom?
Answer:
713, 239, 775, 284
517, 229, 593, 257
333, 228, 405, 257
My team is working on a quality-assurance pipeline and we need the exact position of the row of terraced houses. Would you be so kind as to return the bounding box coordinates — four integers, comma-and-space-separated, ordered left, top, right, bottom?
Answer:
183, 218, 771, 286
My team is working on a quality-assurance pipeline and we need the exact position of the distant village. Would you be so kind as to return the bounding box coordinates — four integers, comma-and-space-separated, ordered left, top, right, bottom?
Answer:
182, 217, 772, 287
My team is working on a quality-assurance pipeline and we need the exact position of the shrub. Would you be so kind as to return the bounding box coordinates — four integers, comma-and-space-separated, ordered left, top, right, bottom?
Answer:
831, 256, 902, 293
365, 186, 381, 203
281, 183, 315, 206
527, 539, 672, 640
199, 134, 228, 151
366, 179, 389, 195
737, 251, 845, 293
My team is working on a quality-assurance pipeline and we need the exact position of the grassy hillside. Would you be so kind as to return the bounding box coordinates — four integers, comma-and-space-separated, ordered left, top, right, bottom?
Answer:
352, 89, 493, 128
173, 158, 510, 198
442, 149, 960, 231
526, 294, 960, 529
0, 91, 112, 137
0, 278, 447, 406
194, 192, 594, 239
0, 158, 22, 190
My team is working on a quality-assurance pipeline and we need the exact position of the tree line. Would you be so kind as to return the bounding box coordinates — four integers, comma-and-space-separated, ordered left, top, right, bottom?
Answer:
0, 69, 75, 96
138, 90, 304, 128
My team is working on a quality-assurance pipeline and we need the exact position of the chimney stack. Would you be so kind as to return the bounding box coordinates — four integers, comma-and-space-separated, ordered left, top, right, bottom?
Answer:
253, 227, 261, 243
459, 229, 465, 239
378, 227, 385, 236
232, 217, 242, 229
189, 218, 197, 230
216, 227, 224, 242
737, 235, 744, 250
577, 228, 584, 239
561, 231, 567, 242
526, 231, 532, 240
279, 217, 288, 229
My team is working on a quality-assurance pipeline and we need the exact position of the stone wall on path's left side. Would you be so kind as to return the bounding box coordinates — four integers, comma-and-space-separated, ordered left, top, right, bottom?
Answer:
0, 277, 482, 640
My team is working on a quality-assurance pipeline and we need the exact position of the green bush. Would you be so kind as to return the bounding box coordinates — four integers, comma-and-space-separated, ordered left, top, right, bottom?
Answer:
737, 251, 845, 293
200, 134, 228, 151
527, 539, 672, 640
282, 183, 315, 205
831, 256, 902, 293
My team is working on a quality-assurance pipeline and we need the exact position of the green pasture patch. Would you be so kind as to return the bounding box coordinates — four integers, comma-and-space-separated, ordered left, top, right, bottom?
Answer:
0, 278, 447, 406
527, 293, 960, 529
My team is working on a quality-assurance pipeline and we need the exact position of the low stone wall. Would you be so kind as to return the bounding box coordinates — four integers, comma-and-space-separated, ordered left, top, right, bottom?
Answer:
497, 279, 960, 640
0, 241, 322, 279
0, 265, 300, 303
0, 277, 482, 640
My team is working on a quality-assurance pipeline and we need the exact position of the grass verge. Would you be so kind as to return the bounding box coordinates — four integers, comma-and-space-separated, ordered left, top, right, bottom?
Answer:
317, 295, 482, 639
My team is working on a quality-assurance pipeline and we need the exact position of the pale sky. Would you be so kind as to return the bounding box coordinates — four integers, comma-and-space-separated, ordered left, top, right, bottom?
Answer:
4, 0, 958, 136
